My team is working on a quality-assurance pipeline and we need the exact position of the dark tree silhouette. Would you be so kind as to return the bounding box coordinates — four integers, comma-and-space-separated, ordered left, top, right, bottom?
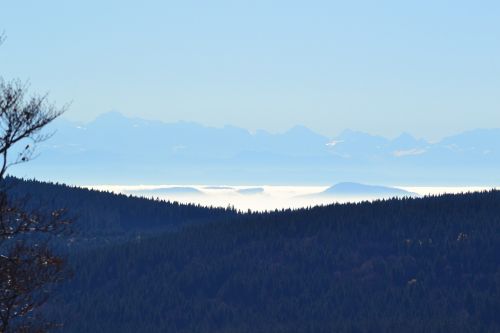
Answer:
0, 34, 70, 332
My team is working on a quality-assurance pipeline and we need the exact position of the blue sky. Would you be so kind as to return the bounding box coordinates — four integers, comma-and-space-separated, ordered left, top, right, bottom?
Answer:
1, 0, 499, 140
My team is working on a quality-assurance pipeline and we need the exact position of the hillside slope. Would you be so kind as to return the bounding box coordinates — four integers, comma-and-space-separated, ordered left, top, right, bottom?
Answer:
4, 177, 237, 246
45, 189, 500, 333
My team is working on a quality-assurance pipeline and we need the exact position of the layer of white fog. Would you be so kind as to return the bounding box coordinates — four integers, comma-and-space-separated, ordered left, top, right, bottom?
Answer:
86, 184, 498, 212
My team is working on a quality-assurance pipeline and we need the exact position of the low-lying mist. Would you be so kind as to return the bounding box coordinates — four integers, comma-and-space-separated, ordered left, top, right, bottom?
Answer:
85, 184, 497, 212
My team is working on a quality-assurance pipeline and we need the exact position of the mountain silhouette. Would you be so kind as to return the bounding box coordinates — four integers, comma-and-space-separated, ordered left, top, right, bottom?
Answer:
320, 182, 416, 197
13, 112, 500, 185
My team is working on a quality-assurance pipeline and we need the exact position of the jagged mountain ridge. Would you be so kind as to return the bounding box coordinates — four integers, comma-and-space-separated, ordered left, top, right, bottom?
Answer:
11, 112, 500, 185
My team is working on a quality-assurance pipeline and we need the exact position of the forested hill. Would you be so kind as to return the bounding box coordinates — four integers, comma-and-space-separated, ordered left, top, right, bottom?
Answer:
42, 187, 499, 332
3, 177, 238, 243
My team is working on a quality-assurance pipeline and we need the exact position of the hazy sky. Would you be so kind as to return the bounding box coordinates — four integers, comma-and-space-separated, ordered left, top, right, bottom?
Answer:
1, 0, 499, 139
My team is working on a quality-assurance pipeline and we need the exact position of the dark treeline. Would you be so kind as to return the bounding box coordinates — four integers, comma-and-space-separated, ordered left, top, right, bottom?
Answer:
4, 177, 238, 245
6, 178, 500, 332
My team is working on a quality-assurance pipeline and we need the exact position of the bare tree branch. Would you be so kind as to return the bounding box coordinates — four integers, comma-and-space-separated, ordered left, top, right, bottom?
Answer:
0, 79, 67, 181
0, 37, 71, 332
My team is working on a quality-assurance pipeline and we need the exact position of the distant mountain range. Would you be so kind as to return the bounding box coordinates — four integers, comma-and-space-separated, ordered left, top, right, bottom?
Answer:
10, 111, 500, 185
237, 187, 265, 195
126, 187, 204, 197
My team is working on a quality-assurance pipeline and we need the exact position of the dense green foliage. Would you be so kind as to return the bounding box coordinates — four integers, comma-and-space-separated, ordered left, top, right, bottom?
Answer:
9, 179, 500, 332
